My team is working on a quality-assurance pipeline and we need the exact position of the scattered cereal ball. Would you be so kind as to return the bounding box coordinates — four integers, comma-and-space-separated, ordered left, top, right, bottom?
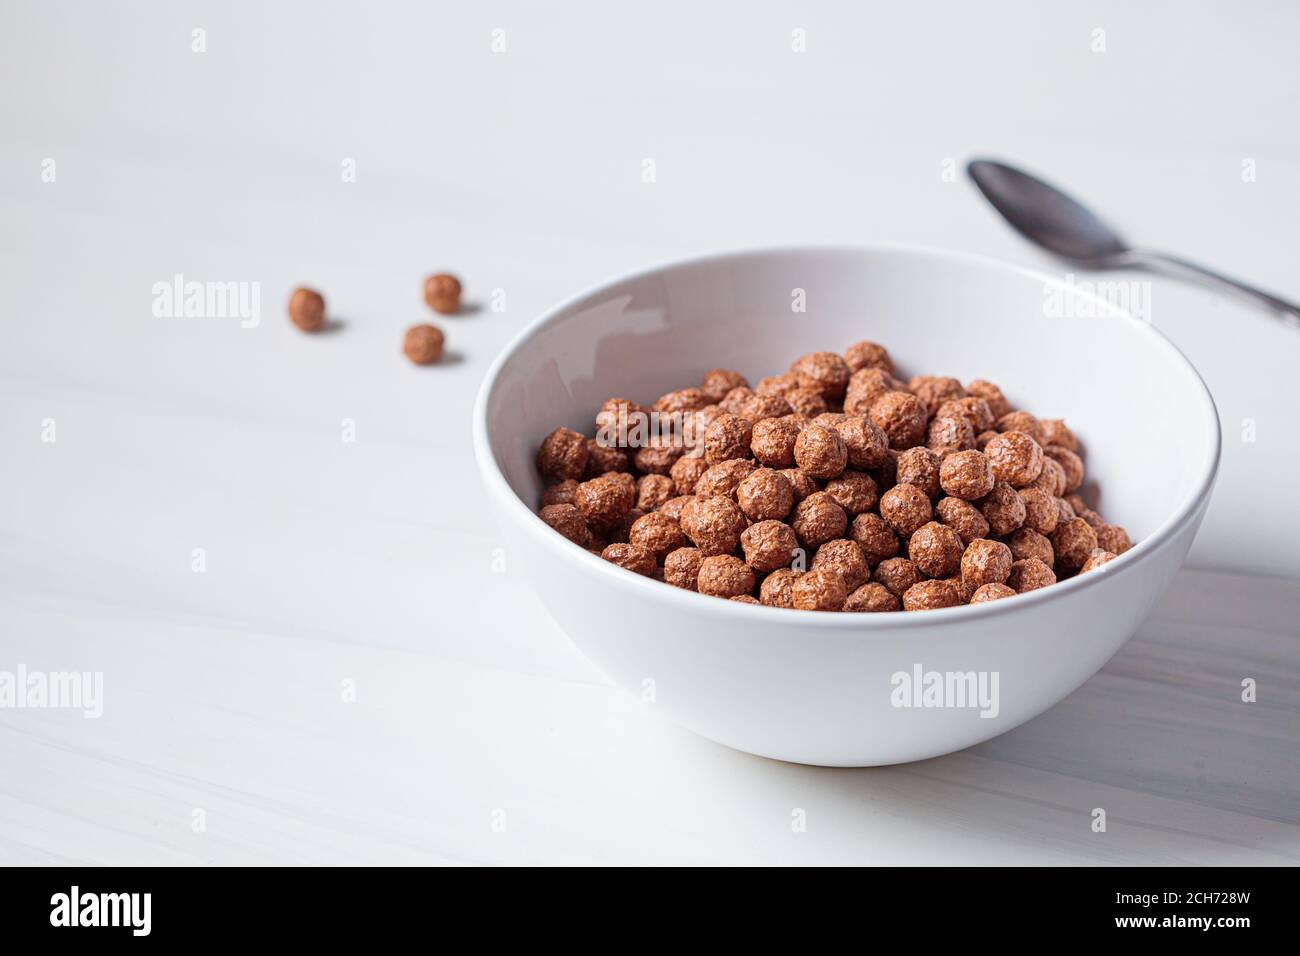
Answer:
670, 455, 709, 497
751, 416, 803, 468
423, 273, 462, 314
781, 468, 820, 502
790, 491, 848, 549
288, 286, 327, 331
636, 474, 675, 511
1008, 527, 1055, 567
849, 512, 900, 566
1007, 558, 1057, 593
403, 324, 444, 364
541, 479, 578, 507
700, 368, 749, 403
740, 519, 799, 573
985, 431, 1044, 488
784, 387, 829, 417
760, 568, 799, 607
575, 473, 635, 532
601, 542, 657, 576
697, 555, 757, 598
909, 521, 965, 578
585, 439, 631, 478
663, 547, 704, 590
1038, 419, 1077, 452
843, 340, 894, 375
960, 538, 1013, 589
1081, 549, 1118, 573
873, 557, 923, 597
632, 436, 683, 476
629, 511, 688, 559
1018, 486, 1059, 535
538, 503, 592, 548
907, 376, 966, 416
935, 496, 990, 544
832, 416, 890, 470
1028, 457, 1068, 498
970, 582, 1016, 604
823, 470, 878, 515
695, 458, 757, 499
537, 427, 589, 480
902, 578, 964, 611
939, 449, 995, 501
811, 538, 871, 591
844, 367, 896, 415
737, 468, 795, 521
790, 351, 851, 400
794, 423, 848, 479
1096, 524, 1132, 555
879, 483, 932, 536
657, 495, 695, 522
896, 447, 942, 498
1050, 517, 1098, 571
703, 413, 754, 465
792, 568, 847, 611
995, 411, 1044, 445
655, 387, 710, 415
936, 396, 995, 434
680, 495, 746, 556
844, 582, 901, 612
979, 481, 1027, 536
966, 379, 1012, 419
756, 372, 801, 397
595, 398, 651, 447
1044, 446, 1085, 493
927, 415, 976, 456
869, 391, 928, 449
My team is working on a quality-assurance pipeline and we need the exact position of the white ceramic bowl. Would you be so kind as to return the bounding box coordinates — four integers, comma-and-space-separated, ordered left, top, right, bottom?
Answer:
473, 246, 1219, 766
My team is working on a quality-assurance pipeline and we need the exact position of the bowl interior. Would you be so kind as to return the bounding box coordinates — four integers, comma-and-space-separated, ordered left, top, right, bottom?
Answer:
482, 246, 1217, 548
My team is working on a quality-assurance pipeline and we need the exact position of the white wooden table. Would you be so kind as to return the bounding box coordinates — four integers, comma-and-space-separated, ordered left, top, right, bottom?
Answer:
2, 1, 1298, 865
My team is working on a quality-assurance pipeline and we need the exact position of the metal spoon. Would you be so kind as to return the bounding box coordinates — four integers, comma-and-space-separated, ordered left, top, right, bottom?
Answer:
967, 158, 1300, 329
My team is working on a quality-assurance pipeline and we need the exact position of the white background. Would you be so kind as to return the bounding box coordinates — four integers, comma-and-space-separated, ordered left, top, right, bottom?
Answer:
2, 1, 1297, 864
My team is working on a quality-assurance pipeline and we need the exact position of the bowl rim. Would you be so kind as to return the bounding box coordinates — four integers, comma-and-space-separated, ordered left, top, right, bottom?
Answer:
472, 242, 1221, 631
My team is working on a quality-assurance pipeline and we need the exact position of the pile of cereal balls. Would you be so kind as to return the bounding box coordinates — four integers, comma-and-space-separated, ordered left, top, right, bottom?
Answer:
534, 343, 1132, 612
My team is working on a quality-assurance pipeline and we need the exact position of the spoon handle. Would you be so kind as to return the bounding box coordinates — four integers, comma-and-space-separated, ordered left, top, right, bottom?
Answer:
1120, 249, 1300, 330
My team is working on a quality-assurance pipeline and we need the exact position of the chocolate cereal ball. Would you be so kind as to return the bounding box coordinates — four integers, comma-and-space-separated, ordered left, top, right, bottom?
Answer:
760, 568, 799, 608
902, 578, 964, 611
811, 539, 871, 591
984, 431, 1045, 488
595, 397, 650, 447
575, 473, 634, 532
896, 447, 942, 498
633, 436, 684, 476
1008, 527, 1055, 567
869, 391, 927, 449
697, 555, 756, 598
823, 470, 878, 516
655, 387, 710, 415
791, 491, 848, 549
1038, 418, 1077, 452
784, 387, 829, 418
636, 474, 675, 511
735, 391, 793, 423
695, 458, 757, 499
730, 594, 761, 604
970, 582, 1016, 604
1007, 558, 1057, 593
756, 372, 801, 397
879, 483, 932, 536
585, 440, 630, 478
844, 582, 901, 612
849, 512, 900, 566
736, 468, 795, 521
844, 368, 896, 415
538, 504, 592, 548
960, 538, 1013, 589
909, 521, 965, 578
703, 413, 754, 465
403, 324, 445, 364
657, 495, 695, 522
792, 568, 847, 611
700, 368, 749, 403
832, 416, 890, 470
843, 340, 894, 375
790, 351, 851, 400
1051, 517, 1098, 571
601, 542, 657, 577
1018, 486, 1058, 535
1054, 496, 1077, 526
1028, 456, 1068, 498
288, 287, 327, 331
663, 547, 704, 590
670, 455, 709, 497
741, 519, 800, 573
607, 505, 644, 545
541, 479, 578, 507
1096, 524, 1132, 555
873, 557, 923, 598
975, 430, 999, 451
966, 379, 1012, 419
927, 415, 976, 456
1081, 549, 1118, 573
751, 416, 803, 468
628, 511, 688, 559
979, 481, 1027, 537
939, 449, 995, 501
781, 468, 820, 503
1044, 445, 1085, 494
935, 496, 990, 544
995, 411, 1044, 445
537, 427, 589, 481
681, 405, 723, 453
679, 495, 746, 556
907, 375, 966, 416
936, 396, 995, 434
794, 423, 848, 480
